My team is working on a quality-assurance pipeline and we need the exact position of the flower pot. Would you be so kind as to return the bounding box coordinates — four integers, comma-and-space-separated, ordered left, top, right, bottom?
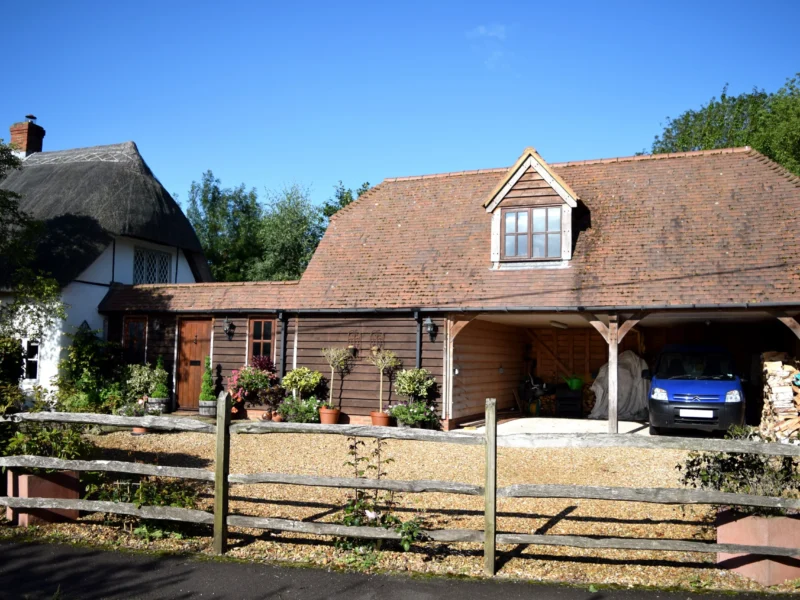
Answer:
716, 509, 800, 586
319, 407, 341, 425
370, 411, 391, 427
259, 410, 273, 421
231, 401, 247, 420
272, 413, 284, 423
198, 400, 217, 418
146, 398, 168, 415
6, 469, 80, 526
131, 426, 149, 435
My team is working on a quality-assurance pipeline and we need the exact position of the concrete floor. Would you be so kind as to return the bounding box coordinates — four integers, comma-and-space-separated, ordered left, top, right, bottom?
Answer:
473, 417, 651, 435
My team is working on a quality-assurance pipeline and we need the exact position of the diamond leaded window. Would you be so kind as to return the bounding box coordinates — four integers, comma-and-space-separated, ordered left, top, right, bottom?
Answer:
133, 247, 172, 284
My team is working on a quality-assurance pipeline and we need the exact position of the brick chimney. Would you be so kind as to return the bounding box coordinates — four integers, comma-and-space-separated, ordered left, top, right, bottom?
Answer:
9, 115, 46, 157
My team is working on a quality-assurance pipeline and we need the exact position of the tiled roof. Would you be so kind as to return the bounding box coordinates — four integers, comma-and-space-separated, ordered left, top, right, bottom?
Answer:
99, 281, 299, 312
298, 147, 800, 310
101, 147, 800, 313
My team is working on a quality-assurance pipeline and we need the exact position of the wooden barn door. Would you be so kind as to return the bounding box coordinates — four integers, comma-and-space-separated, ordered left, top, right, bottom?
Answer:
177, 319, 212, 410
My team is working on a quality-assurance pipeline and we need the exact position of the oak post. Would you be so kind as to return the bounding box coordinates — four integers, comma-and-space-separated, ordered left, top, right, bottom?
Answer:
484, 398, 497, 576
608, 316, 619, 434
213, 391, 232, 555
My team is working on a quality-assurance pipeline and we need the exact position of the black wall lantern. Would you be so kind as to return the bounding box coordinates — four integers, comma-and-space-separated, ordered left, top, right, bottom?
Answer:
424, 316, 438, 342
222, 317, 236, 341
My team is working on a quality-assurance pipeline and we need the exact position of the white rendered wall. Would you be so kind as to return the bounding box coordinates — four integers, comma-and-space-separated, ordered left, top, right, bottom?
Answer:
24, 235, 198, 391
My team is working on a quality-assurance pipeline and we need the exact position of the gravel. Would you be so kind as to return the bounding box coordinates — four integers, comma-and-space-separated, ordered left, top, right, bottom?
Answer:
2, 428, 798, 592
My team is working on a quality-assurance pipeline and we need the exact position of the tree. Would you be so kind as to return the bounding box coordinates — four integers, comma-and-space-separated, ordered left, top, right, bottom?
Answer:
650, 74, 800, 176
186, 170, 263, 282
0, 139, 65, 343
248, 185, 324, 281
322, 180, 370, 220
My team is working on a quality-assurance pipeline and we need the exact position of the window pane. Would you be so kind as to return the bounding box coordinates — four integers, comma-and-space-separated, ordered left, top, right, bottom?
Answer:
252, 342, 262, 357
25, 360, 37, 380
547, 233, 561, 257
516, 234, 528, 258
504, 211, 516, 234
263, 321, 272, 339
532, 234, 546, 258
532, 208, 546, 232
26, 342, 38, 360
548, 207, 561, 232
263, 343, 272, 359
253, 321, 262, 340
517, 211, 528, 233
505, 235, 516, 257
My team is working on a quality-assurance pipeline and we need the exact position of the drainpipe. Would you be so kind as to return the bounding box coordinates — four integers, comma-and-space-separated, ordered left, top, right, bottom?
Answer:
279, 311, 288, 377
415, 310, 422, 369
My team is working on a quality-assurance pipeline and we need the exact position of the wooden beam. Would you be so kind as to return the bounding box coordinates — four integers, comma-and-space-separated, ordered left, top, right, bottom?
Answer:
484, 398, 497, 577
450, 317, 475, 341
617, 311, 648, 343
0, 456, 214, 481
5, 412, 215, 434
772, 311, 800, 340
608, 316, 619, 434
526, 329, 572, 378
495, 432, 800, 456
580, 313, 609, 343
213, 392, 232, 555
229, 472, 483, 495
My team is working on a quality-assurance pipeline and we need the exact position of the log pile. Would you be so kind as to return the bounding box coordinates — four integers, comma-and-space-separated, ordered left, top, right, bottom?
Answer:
760, 352, 800, 441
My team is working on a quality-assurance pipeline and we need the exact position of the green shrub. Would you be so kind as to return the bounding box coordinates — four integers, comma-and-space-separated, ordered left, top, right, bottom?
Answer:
6, 422, 95, 463
390, 400, 438, 427
277, 395, 322, 423
151, 356, 169, 398
394, 368, 435, 401
281, 367, 322, 399
199, 356, 215, 402
677, 426, 800, 517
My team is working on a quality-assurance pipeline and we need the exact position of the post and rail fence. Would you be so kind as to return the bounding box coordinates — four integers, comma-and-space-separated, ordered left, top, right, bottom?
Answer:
2, 398, 800, 576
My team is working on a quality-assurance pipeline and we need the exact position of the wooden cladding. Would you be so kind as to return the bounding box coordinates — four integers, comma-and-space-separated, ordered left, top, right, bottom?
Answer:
503, 168, 564, 207
286, 316, 444, 418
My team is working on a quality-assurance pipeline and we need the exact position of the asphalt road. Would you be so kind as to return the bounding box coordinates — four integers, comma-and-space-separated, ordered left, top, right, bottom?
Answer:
0, 542, 789, 600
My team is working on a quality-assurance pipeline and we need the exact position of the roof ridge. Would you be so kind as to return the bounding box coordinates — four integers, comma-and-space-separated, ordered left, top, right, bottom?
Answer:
125, 280, 300, 290
379, 147, 755, 182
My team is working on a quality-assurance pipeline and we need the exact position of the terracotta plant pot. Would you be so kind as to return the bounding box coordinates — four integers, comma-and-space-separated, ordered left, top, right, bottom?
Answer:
370, 411, 391, 426
131, 426, 148, 435
272, 413, 284, 423
319, 407, 341, 425
259, 410, 273, 421
716, 509, 800, 586
6, 469, 80, 526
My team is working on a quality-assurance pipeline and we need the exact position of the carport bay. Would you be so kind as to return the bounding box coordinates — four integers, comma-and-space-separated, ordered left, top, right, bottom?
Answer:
443, 309, 800, 431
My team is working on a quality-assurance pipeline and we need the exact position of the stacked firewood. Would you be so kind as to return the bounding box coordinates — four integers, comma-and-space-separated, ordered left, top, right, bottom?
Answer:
760, 351, 800, 441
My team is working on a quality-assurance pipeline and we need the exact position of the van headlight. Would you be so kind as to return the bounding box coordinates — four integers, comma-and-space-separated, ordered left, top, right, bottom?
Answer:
651, 388, 668, 401
725, 390, 742, 403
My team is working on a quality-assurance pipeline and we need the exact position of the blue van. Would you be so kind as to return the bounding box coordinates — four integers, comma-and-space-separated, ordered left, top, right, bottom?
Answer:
647, 345, 746, 435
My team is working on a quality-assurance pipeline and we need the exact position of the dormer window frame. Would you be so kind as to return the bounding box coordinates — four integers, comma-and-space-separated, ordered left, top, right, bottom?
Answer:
486, 148, 579, 269
500, 205, 565, 262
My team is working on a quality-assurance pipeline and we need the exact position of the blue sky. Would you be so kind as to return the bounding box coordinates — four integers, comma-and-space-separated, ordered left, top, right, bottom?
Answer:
3, 1, 798, 207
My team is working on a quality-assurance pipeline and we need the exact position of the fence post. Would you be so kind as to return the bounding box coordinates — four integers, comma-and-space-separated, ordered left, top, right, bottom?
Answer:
213, 391, 231, 555
484, 397, 497, 576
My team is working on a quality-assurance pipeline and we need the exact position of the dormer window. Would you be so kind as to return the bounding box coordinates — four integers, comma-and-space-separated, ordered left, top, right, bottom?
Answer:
501, 206, 562, 260
486, 148, 579, 269
134, 247, 172, 284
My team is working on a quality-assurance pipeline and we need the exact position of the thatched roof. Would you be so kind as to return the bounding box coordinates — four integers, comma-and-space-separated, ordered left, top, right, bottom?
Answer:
0, 142, 210, 284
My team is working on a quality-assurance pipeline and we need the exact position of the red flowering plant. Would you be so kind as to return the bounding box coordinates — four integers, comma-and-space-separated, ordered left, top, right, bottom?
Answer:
228, 356, 282, 410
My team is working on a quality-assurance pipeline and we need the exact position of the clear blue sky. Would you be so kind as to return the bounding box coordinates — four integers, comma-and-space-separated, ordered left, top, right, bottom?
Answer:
3, 0, 798, 207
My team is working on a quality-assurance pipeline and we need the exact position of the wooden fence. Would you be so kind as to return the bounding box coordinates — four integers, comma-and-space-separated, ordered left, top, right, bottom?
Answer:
2, 398, 800, 576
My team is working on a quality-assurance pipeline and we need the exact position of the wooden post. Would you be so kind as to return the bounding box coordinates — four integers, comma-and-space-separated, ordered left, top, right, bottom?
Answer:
608, 316, 619, 434
213, 391, 232, 554
484, 398, 497, 576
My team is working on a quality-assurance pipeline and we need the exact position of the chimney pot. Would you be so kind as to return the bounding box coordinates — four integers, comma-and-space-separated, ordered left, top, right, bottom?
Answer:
9, 116, 45, 157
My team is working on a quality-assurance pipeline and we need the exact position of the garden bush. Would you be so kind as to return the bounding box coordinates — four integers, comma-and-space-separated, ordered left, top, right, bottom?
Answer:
277, 395, 322, 423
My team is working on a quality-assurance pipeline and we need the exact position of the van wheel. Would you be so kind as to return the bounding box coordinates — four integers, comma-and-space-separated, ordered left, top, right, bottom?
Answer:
649, 425, 661, 436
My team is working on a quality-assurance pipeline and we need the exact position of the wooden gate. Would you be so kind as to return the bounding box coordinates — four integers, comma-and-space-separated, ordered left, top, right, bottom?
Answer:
177, 319, 212, 410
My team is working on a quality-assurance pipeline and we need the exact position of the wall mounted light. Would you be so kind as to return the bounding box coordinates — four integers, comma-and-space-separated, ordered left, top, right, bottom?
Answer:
348, 345, 358, 358
152, 318, 162, 332
424, 316, 438, 342
222, 317, 236, 341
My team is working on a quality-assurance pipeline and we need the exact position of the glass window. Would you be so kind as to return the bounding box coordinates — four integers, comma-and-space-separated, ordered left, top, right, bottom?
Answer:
24, 341, 38, 380
501, 206, 563, 261
533, 234, 546, 258
547, 233, 561, 258
547, 207, 561, 231
133, 247, 172, 284
249, 319, 276, 360
532, 208, 546, 233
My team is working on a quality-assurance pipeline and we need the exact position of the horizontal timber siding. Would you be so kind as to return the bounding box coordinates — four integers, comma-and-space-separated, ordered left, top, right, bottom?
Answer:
451, 320, 526, 420
501, 168, 564, 207
287, 315, 444, 419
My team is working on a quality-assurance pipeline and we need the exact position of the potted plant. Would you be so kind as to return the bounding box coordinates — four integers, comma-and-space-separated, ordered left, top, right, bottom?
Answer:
147, 356, 170, 415
367, 349, 401, 426
391, 368, 438, 428
118, 398, 149, 434
281, 367, 322, 401
228, 356, 281, 420
5, 420, 94, 526
198, 356, 217, 418
276, 395, 322, 423
677, 426, 800, 586
320, 347, 353, 425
